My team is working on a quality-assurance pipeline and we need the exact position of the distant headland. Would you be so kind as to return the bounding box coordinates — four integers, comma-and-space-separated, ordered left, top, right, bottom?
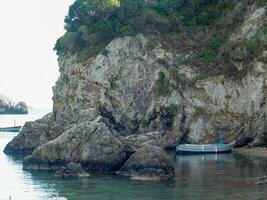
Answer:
0, 94, 28, 114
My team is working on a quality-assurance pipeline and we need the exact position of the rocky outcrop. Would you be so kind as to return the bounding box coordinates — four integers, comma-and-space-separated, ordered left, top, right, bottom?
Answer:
183, 66, 267, 146
118, 146, 175, 181
0, 95, 28, 114
4, 4, 267, 177
4, 113, 61, 155
23, 117, 127, 172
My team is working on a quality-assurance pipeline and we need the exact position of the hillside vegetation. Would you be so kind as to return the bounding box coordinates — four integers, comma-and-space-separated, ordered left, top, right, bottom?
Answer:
54, 0, 266, 78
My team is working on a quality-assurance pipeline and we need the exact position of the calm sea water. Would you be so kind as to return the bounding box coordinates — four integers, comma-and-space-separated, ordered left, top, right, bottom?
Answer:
0, 109, 51, 127
0, 111, 267, 200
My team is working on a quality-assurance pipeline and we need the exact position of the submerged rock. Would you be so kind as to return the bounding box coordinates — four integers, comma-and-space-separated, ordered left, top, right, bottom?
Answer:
55, 162, 90, 178
118, 146, 175, 181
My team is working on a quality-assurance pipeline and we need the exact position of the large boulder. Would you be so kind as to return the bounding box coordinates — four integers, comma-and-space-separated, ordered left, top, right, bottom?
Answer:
118, 146, 175, 181
4, 113, 59, 155
23, 117, 127, 172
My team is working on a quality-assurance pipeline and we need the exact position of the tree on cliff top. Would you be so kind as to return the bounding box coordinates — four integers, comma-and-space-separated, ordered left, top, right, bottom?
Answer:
54, 0, 221, 56
54, 0, 266, 79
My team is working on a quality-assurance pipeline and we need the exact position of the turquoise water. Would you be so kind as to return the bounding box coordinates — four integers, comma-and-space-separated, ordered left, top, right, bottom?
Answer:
0, 112, 267, 200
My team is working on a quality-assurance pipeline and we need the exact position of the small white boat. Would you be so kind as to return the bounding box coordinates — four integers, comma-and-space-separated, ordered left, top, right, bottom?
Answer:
176, 141, 235, 154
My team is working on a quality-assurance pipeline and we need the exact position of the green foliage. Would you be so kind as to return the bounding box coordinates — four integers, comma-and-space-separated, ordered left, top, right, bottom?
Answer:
244, 37, 258, 57
243, 28, 267, 59
155, 71, 170, 96
120, 25, 134, 35
54, 32, 81, 54
109, 77, 119, 90
201, 36, 226, 64
167, 104, 180, 115
158, 71, 166, 83
54, 0, 225, 56
181, 4, 218, 26
54, 0, 266, 82
216, 0, 235, 12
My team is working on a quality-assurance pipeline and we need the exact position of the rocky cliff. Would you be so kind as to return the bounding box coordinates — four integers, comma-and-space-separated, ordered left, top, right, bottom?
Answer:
0, 94, 28, 115
4, 1, 266, 176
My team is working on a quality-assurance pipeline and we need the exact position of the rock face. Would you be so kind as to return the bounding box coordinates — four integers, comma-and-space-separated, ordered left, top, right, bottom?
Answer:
0, 95, 28, 114
119, 146, 175, 181
23, 117, 126, 172
4, 4, 267, 176
4, 113, 60, 155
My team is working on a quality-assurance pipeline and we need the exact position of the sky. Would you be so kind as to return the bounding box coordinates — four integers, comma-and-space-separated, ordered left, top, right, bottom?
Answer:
0, 0, 74, 109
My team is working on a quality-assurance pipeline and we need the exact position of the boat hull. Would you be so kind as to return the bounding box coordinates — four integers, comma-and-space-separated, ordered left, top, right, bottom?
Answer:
176, 141, 235, 154
0, 126, 22, 132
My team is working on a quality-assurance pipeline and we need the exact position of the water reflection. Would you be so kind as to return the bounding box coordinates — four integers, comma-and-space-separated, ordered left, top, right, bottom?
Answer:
174, 153, 267, 200
0, 133, 56, 200
1, 132, 267, 200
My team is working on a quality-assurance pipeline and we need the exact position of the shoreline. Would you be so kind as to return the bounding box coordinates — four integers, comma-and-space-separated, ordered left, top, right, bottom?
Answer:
233, 147, 267, 158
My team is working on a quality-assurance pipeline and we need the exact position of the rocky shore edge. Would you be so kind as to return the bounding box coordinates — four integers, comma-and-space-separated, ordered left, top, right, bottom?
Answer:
26, 146, 175, 181
5, 115, 176, 181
